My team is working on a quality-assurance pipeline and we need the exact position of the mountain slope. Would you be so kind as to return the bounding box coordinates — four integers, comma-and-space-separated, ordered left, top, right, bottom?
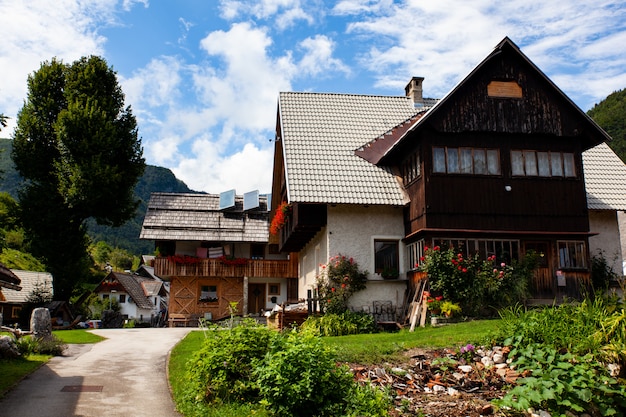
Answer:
587, 88, 626, 163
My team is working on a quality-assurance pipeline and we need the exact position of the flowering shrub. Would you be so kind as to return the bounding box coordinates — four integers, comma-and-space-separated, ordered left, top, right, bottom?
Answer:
316, 255, 368, 314
423, 292, 443, 312
168, 255, 202, 264
459, 343, 476, 362
217, 255, 249, 266
269, 201, 291, 235
418, 246, 540, 315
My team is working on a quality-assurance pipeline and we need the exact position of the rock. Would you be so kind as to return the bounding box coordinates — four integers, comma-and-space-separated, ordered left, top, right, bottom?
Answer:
447, 387, 460, 396
493, 353, 505, 364
30, 307, 52, 340
0, 335, 21, 358
608, 363, 621, 377
458, 365, 473, 373
481, 404, 494, 415
495, 363, 508, 369
432, 384, 446, 393
481, 356, 495, 367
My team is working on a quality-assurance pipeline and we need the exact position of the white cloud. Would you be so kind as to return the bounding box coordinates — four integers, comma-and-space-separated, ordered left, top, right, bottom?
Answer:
0, 0, 117, 133
343, 0, 626, 110
219, 0, 313, 28
174, 141, 274, 193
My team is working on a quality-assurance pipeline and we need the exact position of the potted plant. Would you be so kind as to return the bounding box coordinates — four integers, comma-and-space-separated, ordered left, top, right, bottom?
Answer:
440, 301, 461, 318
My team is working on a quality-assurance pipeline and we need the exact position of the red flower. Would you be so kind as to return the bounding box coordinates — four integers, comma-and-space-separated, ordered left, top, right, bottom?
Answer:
462, 268, 468, 273
331, 287, 336, 292
433, 245, 440, 251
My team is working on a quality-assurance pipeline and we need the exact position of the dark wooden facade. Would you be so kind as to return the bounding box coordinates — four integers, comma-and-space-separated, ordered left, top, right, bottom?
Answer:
379, 38, 605, 300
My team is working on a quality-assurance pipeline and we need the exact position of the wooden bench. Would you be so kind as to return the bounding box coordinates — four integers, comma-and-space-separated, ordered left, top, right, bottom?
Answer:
168, 313, 198, 327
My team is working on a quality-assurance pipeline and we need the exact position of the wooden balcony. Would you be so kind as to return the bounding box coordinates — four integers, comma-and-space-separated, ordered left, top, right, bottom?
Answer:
279, 203, 327, 252
153, 256, 298, 279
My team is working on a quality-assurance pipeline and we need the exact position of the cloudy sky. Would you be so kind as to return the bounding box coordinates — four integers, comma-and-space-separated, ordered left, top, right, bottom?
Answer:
1, 0, 625, 194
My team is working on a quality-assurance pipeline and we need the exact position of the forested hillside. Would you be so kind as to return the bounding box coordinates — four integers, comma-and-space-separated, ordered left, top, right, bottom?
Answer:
587, 88, 626, 162
0, 138, 198, 256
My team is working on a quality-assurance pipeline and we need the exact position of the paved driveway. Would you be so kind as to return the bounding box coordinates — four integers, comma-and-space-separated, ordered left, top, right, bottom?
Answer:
0, 327, 194, 417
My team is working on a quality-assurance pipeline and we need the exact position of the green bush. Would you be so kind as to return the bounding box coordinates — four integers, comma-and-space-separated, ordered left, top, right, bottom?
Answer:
301, 311, 377, 336
491, 297, 626, 416
15, 335, 66, 356
184, 322, 391, 416
255, 329, 388, 417
494, 343, 626, 416
418, 246, 539, 315
185, 319, 276, 404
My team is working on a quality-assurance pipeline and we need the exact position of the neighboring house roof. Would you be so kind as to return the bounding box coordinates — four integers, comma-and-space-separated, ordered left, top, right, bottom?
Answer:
278, 92, 423, 205
96, 272, 157, 310
583, 142, 626, 210
140, 192, 269, 242
0, 263, 21, 291
2, 270, 53, 303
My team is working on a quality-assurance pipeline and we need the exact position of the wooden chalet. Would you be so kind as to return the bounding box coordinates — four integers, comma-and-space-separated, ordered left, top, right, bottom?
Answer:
271, 37, 625, 315
140, 192, 298, 324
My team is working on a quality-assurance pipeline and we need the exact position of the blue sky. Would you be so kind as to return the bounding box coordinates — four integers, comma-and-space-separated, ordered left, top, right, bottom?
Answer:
1, 0, 625, 194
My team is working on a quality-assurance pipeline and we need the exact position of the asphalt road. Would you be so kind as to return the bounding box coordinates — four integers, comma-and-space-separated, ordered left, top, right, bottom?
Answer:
0, 327, 194, 417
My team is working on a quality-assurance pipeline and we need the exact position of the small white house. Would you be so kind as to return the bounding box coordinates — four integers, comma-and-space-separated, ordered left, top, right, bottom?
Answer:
94, 271, 167, 324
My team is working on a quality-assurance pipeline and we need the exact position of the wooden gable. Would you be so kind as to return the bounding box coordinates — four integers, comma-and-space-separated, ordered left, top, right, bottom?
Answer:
377, 37, 607, 237
374, 37, 609, 166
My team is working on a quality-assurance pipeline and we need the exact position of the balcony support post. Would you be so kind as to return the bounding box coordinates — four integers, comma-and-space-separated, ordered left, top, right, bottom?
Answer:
242, 276, 249, 316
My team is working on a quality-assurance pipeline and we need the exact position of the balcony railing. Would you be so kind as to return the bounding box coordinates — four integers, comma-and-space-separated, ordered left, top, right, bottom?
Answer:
153, 257, 298, 279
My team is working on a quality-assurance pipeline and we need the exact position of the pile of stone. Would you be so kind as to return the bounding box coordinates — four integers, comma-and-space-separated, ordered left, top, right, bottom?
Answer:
350, 345, 519, 416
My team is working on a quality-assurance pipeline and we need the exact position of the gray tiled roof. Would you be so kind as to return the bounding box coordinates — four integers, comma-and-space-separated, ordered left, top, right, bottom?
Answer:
112, 273, 155, 310
583, 142, 626, 210
279, 92, 422, 205
140, 192, 269, 242
279, 92, 625, 212
3, 270, 53, 303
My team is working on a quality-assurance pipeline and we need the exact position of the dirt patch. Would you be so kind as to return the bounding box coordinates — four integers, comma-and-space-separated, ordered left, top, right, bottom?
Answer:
349, 348, 525, 417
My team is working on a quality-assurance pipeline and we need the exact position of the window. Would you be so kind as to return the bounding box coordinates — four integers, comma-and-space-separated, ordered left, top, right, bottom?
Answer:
199, 285, 218, 302
558, 241, 586, 269
434, 238, 519, 264
401, 151, 421, 184
11, 306, 21, 319
268, 284, 280, 295
375, 240, 399, 275
433, 147, 500, 175
251, 244, 265, 259
511, 150, 576, 177
119, 294, 126, 303
407, 240, 426, 271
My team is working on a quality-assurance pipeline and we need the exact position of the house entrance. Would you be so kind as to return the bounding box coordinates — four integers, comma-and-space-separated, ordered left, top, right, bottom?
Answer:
248, 283, 266, 316
524, 241, 552, 298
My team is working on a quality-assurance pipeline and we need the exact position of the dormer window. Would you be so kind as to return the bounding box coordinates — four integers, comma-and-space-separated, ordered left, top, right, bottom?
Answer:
401, 151, 421, 184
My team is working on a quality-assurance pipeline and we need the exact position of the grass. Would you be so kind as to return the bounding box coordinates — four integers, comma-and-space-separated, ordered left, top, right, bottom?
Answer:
0, 329, 104, 398
168, 319, 500, 416
52, 329, 105, 344
325, 319, 501, 363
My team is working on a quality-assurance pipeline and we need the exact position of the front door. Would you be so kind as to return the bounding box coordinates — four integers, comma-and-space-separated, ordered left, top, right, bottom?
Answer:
248, 283, 266, 315
524, 241, 552, 298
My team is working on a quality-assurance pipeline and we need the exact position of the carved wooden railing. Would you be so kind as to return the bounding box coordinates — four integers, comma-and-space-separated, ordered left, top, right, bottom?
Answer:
153, 257, 298, 278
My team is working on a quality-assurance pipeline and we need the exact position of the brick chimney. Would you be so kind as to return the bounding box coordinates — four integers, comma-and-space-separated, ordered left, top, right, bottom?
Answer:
405, 76, 424, 107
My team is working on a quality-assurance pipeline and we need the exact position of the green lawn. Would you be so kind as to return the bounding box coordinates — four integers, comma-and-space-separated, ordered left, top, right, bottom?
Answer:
0, 354, 50, 397
52, 329, 105, 344
325, 319, 501, 363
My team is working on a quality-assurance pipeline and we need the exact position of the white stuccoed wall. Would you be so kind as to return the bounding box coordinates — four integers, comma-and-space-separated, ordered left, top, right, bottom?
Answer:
298, 204, 408, 310
588, 210, 624, 275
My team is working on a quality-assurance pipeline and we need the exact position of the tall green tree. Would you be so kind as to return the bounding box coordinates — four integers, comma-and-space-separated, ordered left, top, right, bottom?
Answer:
12, 56, 145, 300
